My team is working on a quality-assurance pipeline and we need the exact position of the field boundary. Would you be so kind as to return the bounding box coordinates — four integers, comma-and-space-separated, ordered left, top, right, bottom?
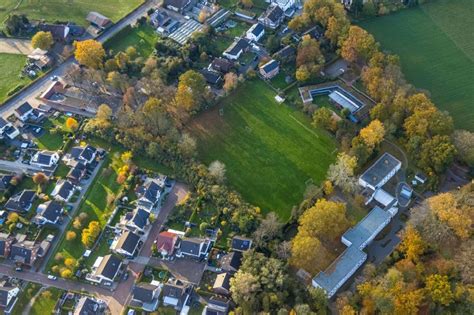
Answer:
288, 114, 320, 139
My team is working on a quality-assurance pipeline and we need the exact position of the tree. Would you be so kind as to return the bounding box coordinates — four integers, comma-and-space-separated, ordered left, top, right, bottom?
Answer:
308, 287, 329, 314
230, 271, 261, 312
7, 212, 19, 224
60, 268, 73, 278
253, 212, 283, 247
175, 70, 207, 114
323, 180, 333, 196
341, 26, 378, 63
177, 133, 197, 158
199, 222, 209, 234
419, 135, 456, 174
81, 221, 101, 248
327, 153, 358, 193
31, 31, 53, 50
74, 39, 105, 69
299, 199, 350, 240
97, 104, 113, 121
64, 258, 77, 268
65, 117, 79, 131
66, 231, 77, 241
208, 161, 226, 183
359, 119, 385, 149
312, 107, 335, 132
425, 274, 454, 306
296, 36, 325, 80
33, 172, 48, 185
223, 72, 239, 93
290, 233, 333, 275
198, 9, 209, 23
121, 151, 133, 165
427, 192, 472, 239
399, 225, 426, 262
453, 130, 474, 166
241, 0, 254, 8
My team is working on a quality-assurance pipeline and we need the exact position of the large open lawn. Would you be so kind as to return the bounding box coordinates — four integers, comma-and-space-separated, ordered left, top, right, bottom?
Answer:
105, 24, 157, 57
0, 53, 31, 103
359, 0, 474, 130
0, 0, 143, 28
189, 80, 337, 220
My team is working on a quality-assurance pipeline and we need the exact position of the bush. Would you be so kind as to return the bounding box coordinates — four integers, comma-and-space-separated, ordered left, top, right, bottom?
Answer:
66, 231, 77, 241
7, 84, 25, 96
60, 268, 73, 278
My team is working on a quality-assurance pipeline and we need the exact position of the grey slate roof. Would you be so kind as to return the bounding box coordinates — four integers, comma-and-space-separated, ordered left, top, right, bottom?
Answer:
131, 208, 150, 230
15, 102, 33, 116
71, 145, 97, 162
360, 153, 401, 188
261, 5, 284, 23
224, 38, 250, 57
210, 58, 234, 73
74, 296, 100, 315
4, 190, 35, 212
37, 201, 63, 223
261, 59, 279, 73
249, 23, 264, 37
200, 69, 222, 85
0, 117, 8, 129
115, 230, 140, 255
342, 206, 391, 249
0, 283, 16, 307
133, 283, 158, 303
220, 251, 242, 273
67, 162, 86, 182
180, 238, 205, 256
10, 241, 36, 264
86, 12, 111, 28
0, 175, 13, 190
55, 180, 74, 200
231, 236, 252, 251
96, 254, 121, 280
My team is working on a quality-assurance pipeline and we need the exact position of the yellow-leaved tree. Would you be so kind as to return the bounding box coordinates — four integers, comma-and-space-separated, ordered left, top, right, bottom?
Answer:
74, 39, 105, 69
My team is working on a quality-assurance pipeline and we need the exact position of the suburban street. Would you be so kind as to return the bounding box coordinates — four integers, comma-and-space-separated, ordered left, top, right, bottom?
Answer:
0, 159, 44, 175
0, 0, 158, 120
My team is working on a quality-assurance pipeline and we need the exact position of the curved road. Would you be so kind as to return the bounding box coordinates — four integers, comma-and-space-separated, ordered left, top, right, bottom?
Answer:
0, 0, 157, 119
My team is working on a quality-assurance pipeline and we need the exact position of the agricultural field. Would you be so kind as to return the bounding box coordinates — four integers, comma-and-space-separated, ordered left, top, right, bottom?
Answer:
359, 0, 474, 130
0, 0, 143, 28
190, 80, 337, 221
0, 53, 32, 103
105, 24, 158, 57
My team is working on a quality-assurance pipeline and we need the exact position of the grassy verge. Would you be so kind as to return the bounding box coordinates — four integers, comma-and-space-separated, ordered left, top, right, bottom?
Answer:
0, 53, 32, 104
30, 287, 63, 315
11, 283, 42, 315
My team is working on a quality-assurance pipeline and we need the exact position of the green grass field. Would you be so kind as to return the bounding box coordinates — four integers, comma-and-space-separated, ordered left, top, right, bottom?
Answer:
0, 0, 143, 27
190, 80, 336, 220
0, 53, 31, 103
359, 0, 474, 130
105, 24, 157, 57
30, 288, 63, 315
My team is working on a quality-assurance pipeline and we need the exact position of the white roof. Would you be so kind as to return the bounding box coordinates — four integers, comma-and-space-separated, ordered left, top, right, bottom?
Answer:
373, 188, 395, 206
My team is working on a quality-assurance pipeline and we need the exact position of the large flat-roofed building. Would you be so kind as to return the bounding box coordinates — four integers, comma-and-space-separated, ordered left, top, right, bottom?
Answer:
359, 153, 401, 191
312, 246, 367, 298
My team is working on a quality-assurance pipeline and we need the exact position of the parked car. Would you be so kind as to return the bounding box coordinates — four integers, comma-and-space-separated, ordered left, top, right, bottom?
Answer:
15, 267, 22, 272
47, 275, 57, 280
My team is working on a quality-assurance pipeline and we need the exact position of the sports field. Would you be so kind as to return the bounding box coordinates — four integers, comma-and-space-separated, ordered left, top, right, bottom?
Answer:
360, 0, 474, 130
190, 80, 337, 220
0, 0, 143, 27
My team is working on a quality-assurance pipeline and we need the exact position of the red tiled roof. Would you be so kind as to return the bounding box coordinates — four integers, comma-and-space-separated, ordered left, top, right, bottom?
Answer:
156, 232, 178, 254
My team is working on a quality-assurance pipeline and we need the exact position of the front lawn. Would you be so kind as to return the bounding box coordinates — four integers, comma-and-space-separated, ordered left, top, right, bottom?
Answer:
35, 115, 69, 151
11, 282, 42, 315
189, 80, 337, 220
30, 288, 63, 315
0, 53, 31, 104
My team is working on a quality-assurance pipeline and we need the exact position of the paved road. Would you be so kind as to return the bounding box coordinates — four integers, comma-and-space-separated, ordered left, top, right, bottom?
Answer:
0, 38, 33, 55
0, 0, 158, 120
0, 159, 43, 174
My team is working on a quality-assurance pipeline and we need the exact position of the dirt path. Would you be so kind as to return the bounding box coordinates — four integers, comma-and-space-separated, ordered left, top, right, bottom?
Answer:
0, 38, 33, 55
21, 286, 44, 315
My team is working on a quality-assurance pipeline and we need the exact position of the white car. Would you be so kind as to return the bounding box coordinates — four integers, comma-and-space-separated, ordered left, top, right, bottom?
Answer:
47, 275, 57, 280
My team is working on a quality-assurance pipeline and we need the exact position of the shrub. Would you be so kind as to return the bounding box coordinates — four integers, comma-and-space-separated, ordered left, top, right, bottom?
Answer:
66, 231, 76, 241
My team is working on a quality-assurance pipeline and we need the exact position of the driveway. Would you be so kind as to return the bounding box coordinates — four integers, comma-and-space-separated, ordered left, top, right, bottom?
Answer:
0, 38, 33, 55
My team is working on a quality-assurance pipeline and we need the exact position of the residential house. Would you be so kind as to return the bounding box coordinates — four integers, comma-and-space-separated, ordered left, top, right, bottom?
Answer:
231, 236, 252, 252
200, 69, 223, 87
0, 280, 20, 313
273, 45, 296, 63
271, 0, 296, 11
150, 9, 180, 36
111, 230, 141, 258
0, 233, 13, 258
14, 102, 34, 122
162, 280, 191, 311
312, 205, 395, 298
30, 150, 60, 169
67, 162, 87, 184
246, 23, 265, 42
132, 283, 161, 312
27, 48, 53, 70
35, 201, 64, 225
73, 296, 104, 315
38, 23, 70, 43
156, 231, 178, 257
178, 238, 209, 259
223, 38, 250, 60
10, 235, 40, 266
4, 190, 36, 213
209, 58, 234, 74
219, 251, 242, 274
88, 254, 122, 284
86, 12, 112, 30
163, 0, 197, 14
0, 174, 13, 191
258, 5, 284, 29
126, 208, 150, 233
51, 179, 75, 203
259, 59, 279, 79
0, 118, 19, 140
205, 296, 230, 315
68, 145, 97, 166
136, 177, 166, 212
213, 272, 231, 296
